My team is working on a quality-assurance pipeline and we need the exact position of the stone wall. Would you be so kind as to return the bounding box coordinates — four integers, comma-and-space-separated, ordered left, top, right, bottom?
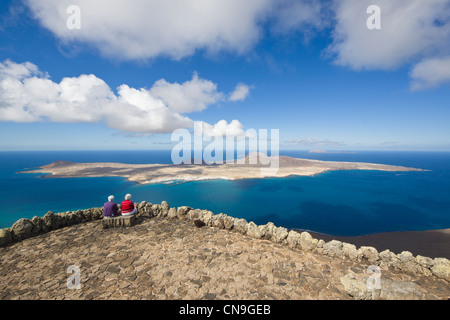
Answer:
1, 200, 449, 283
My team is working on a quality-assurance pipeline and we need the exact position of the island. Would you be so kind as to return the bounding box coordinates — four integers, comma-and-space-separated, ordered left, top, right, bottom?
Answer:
21, 153, 426, 185
309, 150, 356, 154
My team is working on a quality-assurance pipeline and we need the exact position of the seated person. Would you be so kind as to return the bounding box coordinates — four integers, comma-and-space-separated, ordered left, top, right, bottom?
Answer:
121, 193, 137, 216
104, 195, 119, 218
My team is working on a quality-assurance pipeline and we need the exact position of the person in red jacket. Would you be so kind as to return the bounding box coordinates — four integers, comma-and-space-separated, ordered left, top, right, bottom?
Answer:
121, 193, 137, 216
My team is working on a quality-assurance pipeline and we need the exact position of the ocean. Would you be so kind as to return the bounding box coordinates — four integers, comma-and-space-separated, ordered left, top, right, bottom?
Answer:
1, 150, 450, 236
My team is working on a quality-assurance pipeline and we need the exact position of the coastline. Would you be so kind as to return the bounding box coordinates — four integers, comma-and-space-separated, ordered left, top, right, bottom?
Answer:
307, 228, 450, 259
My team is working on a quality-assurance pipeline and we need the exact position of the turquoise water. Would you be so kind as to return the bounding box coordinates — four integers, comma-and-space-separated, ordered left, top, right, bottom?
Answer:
1, 150, 450, 236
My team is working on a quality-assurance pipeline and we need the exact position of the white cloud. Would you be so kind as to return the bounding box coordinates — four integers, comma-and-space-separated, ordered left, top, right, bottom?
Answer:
0, 60, 249, 134
25, 0, 273, 61
0, 60, 112, 123
149, 72, 223, 113
23, 0, 450, 90
198, 120, 247, 138
270, 0, 325, 34
24, 0, 329, 61
228, 83, 252, 102
327, 0, 450, 70
0, 59, 41, 78
410, 56, 450, 90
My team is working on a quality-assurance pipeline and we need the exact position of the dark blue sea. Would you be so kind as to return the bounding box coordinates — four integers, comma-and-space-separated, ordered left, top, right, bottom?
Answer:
1, 150, 450, 236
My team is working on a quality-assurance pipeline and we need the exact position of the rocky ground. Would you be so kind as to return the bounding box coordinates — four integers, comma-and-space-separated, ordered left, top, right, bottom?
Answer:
0, 216, 449, 300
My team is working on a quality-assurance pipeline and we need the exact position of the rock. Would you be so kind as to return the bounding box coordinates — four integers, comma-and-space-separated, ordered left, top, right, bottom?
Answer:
200, 211, 214, 226
194, 220, 206, 228
223, 216, 234, 230
233, 218, 248, 234
397, 250, 413, 262
323, 240, 343, 257
69, 211, 80, 224
67, 208, 78, 224
397, 251, 420, 273
138, 203, 153, 217
31, 216, 44, 235
151, 204, 161, 216
340, 273, 374, 300
74, 210, 86, 224
299, 232, 318, 252
92, 207, 104, 220
211, 213, 226, 229
187, 209, 203, 221
167, 207, 177, 219
340, 271, 426, 300
247, 222, 263, 239
431, 258, 450, 281
42, 211, 54, 232
57, 212, 69, 227
176, 206, 192, 219
286, 230, 301, 248
379, 249, 401, 270
316, 239, 325, 249
374, 278, 425, 300
138, 202, 153, 216
272, 226, 288, 244
11, 218, 35, 241
259, 222, 275, 240
0, 228, 12, 246
416, 255, 432, 269
66, 212, 80, 225
160, 201, 170, 217
83, 209, 93, 221
138, 201, 147, 210
358, 246, 379, 264
342, 242, 359, 260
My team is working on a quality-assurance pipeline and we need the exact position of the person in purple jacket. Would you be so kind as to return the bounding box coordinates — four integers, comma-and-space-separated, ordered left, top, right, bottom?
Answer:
103, 195, 120, 218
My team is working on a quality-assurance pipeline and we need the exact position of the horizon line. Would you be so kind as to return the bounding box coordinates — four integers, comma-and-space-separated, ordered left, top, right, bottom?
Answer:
1, 149, 450, 153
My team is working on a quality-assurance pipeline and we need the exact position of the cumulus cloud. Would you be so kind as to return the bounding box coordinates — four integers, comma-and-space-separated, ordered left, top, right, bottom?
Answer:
23, 0, 330, 61
149, 73, 223, 113
24, 0, 273, 61
23, 0, 450, 90
199, 119, 250, 138
410, 56, 450, 91
0, 60, 249, 133
228, 83, 252, 102
327, 0, 450, 70
0, 60, 113, 123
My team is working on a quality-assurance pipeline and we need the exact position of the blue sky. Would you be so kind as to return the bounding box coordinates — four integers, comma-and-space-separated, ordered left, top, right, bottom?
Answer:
0, 0, 450, 151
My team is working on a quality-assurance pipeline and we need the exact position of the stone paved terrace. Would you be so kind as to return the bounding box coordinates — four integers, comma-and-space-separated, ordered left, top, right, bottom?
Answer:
0, 216, 449, 300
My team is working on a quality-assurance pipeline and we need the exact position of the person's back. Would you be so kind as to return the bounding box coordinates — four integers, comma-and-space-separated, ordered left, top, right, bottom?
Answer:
104, 195, 119, 218
121, 193, 136, 216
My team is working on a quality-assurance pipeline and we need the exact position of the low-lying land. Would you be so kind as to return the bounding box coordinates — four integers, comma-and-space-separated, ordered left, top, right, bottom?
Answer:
21, 154, 425, 184
0, 201, 449, 300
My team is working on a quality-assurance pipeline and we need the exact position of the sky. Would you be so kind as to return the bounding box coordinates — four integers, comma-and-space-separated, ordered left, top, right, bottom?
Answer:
0, 0, 450, 151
